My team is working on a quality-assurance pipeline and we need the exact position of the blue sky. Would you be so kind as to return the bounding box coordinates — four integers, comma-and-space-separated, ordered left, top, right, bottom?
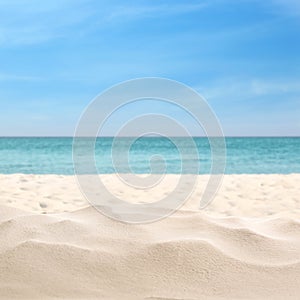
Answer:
0, 0, 299, 136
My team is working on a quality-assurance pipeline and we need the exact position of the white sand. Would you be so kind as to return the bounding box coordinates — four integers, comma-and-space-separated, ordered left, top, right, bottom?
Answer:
1, 174, 299, 218
0, 174, 299, 299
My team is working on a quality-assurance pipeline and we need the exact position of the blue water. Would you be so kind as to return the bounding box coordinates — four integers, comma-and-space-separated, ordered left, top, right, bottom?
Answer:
0, 137, 299, 174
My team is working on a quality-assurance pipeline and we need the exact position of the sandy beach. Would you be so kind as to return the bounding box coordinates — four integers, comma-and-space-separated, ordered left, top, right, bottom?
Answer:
1, 0, 299, 297
0, 174, 299, 299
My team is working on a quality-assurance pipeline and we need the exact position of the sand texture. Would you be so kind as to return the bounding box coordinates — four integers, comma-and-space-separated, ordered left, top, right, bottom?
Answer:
0, 174, 299, 299
0, 174, 299, 218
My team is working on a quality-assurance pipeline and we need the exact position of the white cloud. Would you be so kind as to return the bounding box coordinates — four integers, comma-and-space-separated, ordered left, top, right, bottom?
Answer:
270, 0, 300, 16
0, 73, 42, 82
255, 0, 300, 17
197, 78, 300, 100
0, 0, 93, 46
105, 2, 209, 21
0, 1, 212, 47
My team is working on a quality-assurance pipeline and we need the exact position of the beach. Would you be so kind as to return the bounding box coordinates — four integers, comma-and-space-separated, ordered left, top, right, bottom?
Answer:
1, 0, 299, 297
0, 174, 299, 299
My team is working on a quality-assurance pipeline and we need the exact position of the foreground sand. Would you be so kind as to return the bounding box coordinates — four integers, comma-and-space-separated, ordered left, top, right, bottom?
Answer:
0, 174, 299, 299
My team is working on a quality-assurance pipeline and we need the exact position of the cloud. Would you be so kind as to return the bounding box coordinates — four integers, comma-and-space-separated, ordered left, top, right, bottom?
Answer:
0, 1, 212, 47
197, 78, 300, 101
0, 0, 93, 46
105, 2, 209, 21
0, 73, 42, 82
263, 0, 300, 16
250, 80, 300, 95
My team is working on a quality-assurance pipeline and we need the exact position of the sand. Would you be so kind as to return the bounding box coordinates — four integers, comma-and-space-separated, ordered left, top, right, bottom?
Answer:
0, 174, 299, 299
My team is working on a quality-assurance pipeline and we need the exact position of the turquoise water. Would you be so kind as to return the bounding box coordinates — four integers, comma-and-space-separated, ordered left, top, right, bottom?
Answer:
0, 137, 299, 174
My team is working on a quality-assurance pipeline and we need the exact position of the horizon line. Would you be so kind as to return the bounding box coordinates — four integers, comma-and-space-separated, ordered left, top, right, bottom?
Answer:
0, 135, 300, 138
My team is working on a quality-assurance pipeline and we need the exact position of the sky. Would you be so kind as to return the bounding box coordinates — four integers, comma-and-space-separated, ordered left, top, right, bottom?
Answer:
0, 0, 299, 136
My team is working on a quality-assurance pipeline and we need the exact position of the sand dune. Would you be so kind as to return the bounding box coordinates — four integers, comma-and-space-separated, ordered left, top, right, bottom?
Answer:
0, 175, 299, 299
0, 205, 300, 299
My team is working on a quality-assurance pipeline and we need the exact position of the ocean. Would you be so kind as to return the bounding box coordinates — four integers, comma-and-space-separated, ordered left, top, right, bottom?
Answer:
0, 137, 299, 174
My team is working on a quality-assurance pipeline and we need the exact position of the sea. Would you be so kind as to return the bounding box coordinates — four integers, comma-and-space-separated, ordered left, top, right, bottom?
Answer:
0, 137, 299, 174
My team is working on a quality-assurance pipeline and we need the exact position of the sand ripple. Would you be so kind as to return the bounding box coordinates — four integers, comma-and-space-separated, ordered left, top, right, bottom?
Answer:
0, 205, 299, 299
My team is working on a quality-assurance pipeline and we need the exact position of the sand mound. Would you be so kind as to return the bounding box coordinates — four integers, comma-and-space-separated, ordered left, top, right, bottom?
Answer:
0, 205, 299, 299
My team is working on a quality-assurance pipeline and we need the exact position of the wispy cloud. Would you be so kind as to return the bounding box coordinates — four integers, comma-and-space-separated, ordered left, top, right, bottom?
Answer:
0, 73, 42, 82
197, 78, 300, 100
105, 2, 209, 21
0, 1, 212, 47
262, 0, 300, 17
0, 0, 93, 46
